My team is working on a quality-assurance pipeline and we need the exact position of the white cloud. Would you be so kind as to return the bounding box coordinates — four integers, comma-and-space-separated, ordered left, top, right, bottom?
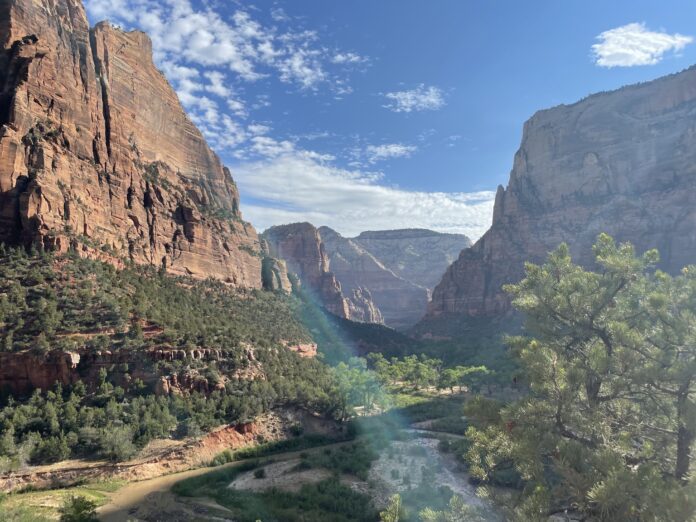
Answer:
332, 52, 368, 65
270, 7, 290, 23
384, 85, 445, 113
365, 143, 417, 163
234, 153, 495, 239
84, 0, 368, 131
592, 23, 693, 67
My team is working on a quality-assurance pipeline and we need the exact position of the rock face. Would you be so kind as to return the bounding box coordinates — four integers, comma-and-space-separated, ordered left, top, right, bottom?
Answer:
0, 0, 264, 285
0, 351, 80, 396
319, 226, 427, 329
427, 66, 696, 320
354, 229, 471, 291
262, 223, 382, 322
0, 347, 232, 397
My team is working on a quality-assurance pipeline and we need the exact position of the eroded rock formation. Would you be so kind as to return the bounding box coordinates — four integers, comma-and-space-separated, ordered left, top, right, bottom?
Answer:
262, 223, 383, 322
0, 0, 265, 285
0, 350, 80, 396
319, 226, 426, 329
427, 66, 696, 321
0, 345, 265, 397
354, 229, 471, 290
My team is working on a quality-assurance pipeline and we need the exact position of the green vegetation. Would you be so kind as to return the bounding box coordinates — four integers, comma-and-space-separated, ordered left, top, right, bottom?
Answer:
0, 248, 343, 467
173, 458, 377, 522
58, 495, 98, 522
300, 295, 518, 390
464, 235, 696, 520
142, 161, 172, 191
297, 441, 378, 480
367, 353, 488, 393
0, 246, 310, 353
209, 434, 344, 466
380, 493, 487, 522
0, 480, 123, 521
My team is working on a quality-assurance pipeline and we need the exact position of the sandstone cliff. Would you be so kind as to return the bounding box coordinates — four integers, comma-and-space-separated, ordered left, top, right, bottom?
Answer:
354, 229, 471, 290
262, 223, 383, 323
0, 0, 265, 285
319, 226, 427, 329
427, 66, 696, 322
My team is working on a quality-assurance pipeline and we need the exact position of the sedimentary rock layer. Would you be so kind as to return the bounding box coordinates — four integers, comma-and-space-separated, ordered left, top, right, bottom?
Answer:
262, 223, 383, 323
319, 226, 427, 329
354, 229, 471, 290
0, 0, 264, 285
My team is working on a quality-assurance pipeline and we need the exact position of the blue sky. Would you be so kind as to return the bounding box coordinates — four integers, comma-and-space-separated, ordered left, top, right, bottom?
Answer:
85, 0, 696, 239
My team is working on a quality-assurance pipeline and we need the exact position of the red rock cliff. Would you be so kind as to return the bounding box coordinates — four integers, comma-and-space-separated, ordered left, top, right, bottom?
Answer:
0, 0, 263, 285
263, 222, 383, 322
426, 66, 696, 321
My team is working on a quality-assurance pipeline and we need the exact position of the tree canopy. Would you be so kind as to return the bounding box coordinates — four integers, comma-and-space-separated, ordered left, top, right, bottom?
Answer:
465, 234, 696, 520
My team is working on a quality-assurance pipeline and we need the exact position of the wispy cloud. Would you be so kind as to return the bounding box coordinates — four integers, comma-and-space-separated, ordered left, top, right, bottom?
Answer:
592, 23, 693, 67
84, 0, 368, 151
365, 143, 417, 163
383, 84, 445, 113
234, 152, 495, 239
331, 52, 369, 65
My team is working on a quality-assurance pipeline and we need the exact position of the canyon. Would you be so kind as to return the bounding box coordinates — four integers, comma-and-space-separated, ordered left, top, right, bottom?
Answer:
264, 224, 470, 329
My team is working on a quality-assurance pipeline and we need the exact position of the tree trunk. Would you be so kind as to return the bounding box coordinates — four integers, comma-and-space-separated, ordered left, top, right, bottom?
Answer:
676, 392, 693, 480
585, 373, 602, 407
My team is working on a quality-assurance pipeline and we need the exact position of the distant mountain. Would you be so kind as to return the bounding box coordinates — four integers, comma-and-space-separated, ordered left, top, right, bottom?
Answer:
262, 223, 383, 324
319, 227, 429, 330
423, 65, 696, 331
353, 229, 472, 290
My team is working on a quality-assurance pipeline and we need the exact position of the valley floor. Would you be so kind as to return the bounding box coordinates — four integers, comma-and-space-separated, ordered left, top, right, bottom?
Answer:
2, 392, 516, 521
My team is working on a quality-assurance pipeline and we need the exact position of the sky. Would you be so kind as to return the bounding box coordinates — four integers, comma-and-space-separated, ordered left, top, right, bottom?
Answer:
84, 0, 696, 240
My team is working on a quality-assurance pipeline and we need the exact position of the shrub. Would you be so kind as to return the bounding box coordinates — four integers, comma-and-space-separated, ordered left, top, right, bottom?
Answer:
58, 495, 98, 522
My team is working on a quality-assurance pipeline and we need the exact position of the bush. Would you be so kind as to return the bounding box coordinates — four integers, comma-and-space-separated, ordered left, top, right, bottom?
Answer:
99, 426, 137, 462
58, 495, 98, 522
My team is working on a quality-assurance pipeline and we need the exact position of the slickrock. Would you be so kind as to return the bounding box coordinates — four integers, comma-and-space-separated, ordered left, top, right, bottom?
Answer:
0, 0, 264, 285
354, 229, 471, 290
262, 223, 382, 322
427, 66, 696, 322
319, 226, 425, 329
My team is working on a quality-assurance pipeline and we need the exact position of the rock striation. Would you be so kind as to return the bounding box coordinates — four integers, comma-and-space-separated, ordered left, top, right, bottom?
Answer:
427, 66, 696, 321
0, 0, 266, 285
262, 223, 383, 323
354, 229, 471, 290
319, 226, 428, 329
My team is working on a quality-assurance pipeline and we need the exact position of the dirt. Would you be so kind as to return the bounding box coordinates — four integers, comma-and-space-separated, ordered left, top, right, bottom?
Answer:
1, 409, 339, 494
228, 459, 332, 493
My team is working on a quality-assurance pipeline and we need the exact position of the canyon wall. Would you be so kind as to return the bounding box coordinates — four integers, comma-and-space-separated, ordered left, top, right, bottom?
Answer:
262, 222, 383, 323
426, 66, 696, 323
354, 229, 471, 290
319, 226, 428, 330
0, 0, 266, 286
